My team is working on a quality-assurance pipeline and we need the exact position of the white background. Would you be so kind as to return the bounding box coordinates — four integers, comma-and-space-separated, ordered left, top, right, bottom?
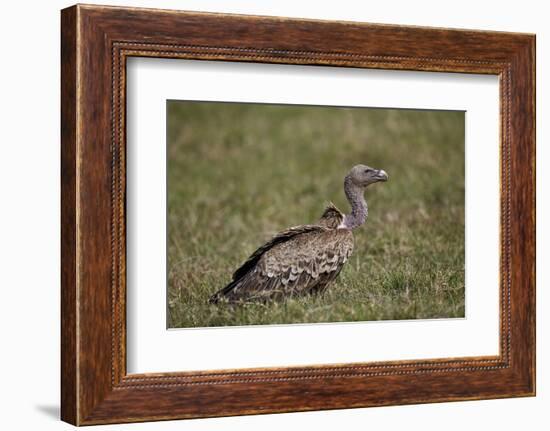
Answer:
127, 60, 500, 373
0, 0, 546, 430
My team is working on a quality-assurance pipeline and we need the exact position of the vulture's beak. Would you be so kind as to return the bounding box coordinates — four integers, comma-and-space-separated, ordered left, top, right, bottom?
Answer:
375, 169, 389, 182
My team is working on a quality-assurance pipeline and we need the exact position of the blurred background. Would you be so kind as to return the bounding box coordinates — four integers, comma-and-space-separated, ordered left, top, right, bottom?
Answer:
167, 101, 465, 328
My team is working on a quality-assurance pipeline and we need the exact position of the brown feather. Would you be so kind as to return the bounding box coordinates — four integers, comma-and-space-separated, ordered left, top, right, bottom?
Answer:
231, 225, 327, 281
318, 202, 345, 229
210, 225, 353, 303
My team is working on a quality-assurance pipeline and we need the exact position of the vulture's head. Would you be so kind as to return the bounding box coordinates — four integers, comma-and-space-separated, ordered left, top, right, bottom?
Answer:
347, 164, 388, 188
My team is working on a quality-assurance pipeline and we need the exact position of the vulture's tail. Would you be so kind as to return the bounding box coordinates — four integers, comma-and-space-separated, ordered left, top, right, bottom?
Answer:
208, 279, 240, 304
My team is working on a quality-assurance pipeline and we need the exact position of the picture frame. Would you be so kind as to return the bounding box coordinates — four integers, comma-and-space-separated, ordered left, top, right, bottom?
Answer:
60, 4, 535, 425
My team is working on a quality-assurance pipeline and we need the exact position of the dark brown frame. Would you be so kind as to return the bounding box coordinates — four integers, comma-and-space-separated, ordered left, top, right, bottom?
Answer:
61, 4, 535, 426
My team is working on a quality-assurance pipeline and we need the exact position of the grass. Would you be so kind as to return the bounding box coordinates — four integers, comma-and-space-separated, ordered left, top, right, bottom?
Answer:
166, 101, 465, 328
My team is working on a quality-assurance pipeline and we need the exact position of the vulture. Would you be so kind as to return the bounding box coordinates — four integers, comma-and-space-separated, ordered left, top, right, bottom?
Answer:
209, 164, 388, 303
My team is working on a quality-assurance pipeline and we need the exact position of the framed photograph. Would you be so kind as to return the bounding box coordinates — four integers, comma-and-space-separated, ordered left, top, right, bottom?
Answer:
61, 4, 535, 425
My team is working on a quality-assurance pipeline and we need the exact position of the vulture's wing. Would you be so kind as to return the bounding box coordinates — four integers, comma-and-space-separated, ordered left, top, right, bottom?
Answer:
210, 227, 353, 303
231, 225, 324, 281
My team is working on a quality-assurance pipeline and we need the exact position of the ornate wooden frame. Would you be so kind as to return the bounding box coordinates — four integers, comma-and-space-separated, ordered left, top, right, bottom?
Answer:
61, 4, 535, 425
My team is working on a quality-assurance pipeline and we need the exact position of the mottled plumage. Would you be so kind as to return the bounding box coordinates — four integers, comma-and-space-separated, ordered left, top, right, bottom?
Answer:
209, 165, 388, 303
318, 202, 345, 229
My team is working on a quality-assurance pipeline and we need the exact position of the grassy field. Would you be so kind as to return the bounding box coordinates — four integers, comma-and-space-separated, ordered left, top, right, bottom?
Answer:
167, 101, 465, 328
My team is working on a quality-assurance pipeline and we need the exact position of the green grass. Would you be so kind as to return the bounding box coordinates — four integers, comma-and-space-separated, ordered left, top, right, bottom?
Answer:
167, 101, 465, 328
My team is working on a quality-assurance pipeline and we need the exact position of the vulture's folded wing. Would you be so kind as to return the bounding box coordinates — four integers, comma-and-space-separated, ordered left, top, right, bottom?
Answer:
231, 225, 327, 281
210, 227, 353, 303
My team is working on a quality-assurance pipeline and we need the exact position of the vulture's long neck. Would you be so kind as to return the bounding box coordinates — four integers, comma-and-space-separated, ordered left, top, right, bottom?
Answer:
343, 176, 367, 230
